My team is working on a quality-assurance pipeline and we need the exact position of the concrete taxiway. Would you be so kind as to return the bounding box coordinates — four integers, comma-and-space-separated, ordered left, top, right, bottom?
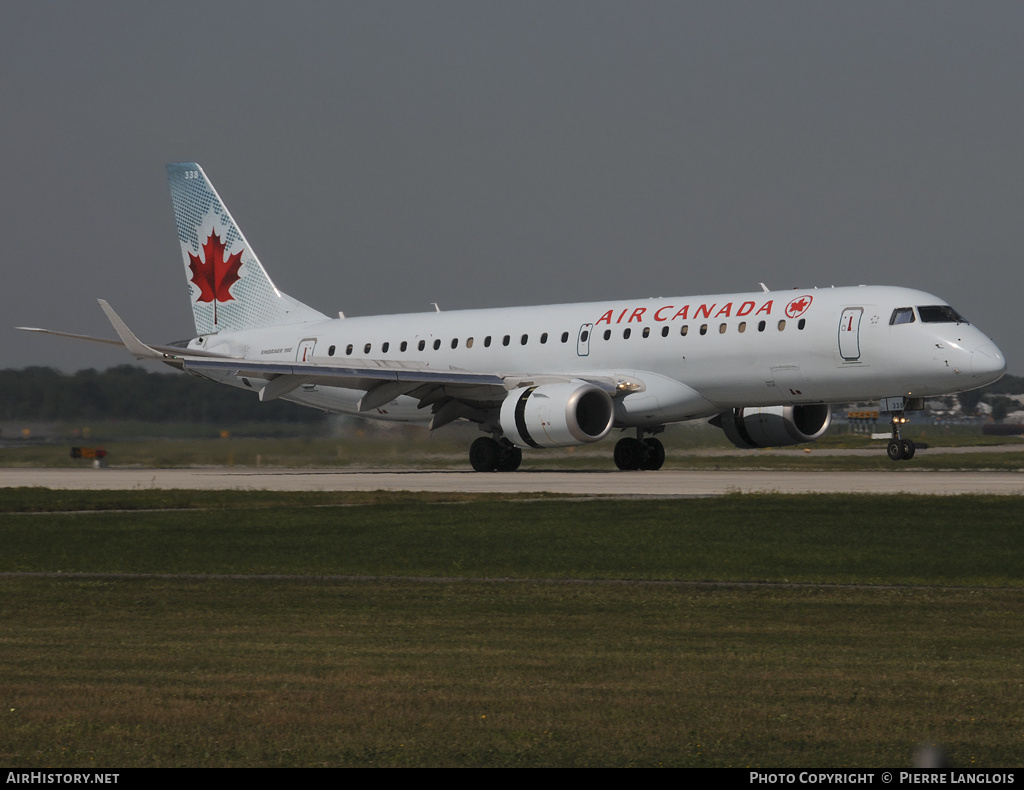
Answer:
2, 467, 1023, 495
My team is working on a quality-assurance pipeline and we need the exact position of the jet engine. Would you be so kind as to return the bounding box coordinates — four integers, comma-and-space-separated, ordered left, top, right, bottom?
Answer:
713, 404, 832, 449
500, 382, 615, 448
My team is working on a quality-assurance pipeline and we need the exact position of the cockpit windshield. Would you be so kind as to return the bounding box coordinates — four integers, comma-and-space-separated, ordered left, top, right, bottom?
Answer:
889, 307, 915, 325
917, 305, 968, 324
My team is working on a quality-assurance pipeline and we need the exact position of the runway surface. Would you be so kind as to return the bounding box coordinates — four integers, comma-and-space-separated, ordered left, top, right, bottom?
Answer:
2, 467, 1023, 495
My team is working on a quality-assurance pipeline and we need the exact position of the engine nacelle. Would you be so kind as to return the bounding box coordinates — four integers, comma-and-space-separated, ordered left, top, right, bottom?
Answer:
714, 404, 832, 449
500, 382, 614, 448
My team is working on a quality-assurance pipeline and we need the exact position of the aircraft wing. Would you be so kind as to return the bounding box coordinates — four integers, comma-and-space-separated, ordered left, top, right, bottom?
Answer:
183, 356, 506, 404
20, 300, 625, 429
180, 357, 623, 428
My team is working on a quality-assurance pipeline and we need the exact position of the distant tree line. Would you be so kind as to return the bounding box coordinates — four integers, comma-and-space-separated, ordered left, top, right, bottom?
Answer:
2, 366, 1020, 425
957, 374, 1024, 416
0, 366, 326, 424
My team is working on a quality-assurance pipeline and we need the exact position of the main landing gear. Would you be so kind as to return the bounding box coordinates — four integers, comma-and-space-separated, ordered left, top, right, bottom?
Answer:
886, 409, 916, 461
469, 428, 667, 472
469, 436, 523, 472
613, 429, 666, 471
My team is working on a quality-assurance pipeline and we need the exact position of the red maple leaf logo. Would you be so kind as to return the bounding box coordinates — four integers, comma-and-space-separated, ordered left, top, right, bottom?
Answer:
785, 295, 812, 318
188, 229, 243, 324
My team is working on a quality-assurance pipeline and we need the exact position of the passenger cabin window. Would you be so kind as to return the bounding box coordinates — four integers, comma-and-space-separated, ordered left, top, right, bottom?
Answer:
382, 342, 389, 353
561, 332, 569, 343
328, 345, 336, 356
623, 328, 631, 339
603, 329, 611, 340
643, 327, 651, 338
400, 341, 408, 352
346, 344, 353, 355
890, 307, 916, 325
364, 343, 371, 354
418, 340, 426, 351
917, 305, 968, 324
521, 334, 529, 345
661, 326, 670, 337
484, 336, 492, 347
502, 335, 510, 346
433, 339, 441, 350
451, 338, 458, 349
466, 337, 474, 349
540, 333, 548, 344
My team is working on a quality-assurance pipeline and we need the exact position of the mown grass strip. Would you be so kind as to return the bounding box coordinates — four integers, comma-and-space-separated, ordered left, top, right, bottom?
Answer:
2, 427, 1023, 471
0, 487, 559, 513
3, 578, 1022, 767
2, 493, 1022, 587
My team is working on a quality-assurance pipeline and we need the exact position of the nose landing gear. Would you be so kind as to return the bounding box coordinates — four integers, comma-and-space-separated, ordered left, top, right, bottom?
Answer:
886, 410, 916, 461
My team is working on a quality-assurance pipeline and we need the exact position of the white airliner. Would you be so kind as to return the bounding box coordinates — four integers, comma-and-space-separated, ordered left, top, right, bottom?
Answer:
21, 163, 1007, 471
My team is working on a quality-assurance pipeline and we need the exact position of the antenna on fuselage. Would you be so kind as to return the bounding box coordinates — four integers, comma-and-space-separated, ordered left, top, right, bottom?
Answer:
759, 283, 769, 293
432, 303, 441, 312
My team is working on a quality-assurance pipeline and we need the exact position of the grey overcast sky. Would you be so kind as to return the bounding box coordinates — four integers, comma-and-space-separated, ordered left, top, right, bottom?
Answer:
4, 1, 1023, 373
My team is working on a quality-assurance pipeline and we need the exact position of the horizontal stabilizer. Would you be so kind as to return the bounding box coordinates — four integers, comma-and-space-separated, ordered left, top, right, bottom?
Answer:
97, 299, 163, 360
16, 326, 129, 350
17, 302, 230, 362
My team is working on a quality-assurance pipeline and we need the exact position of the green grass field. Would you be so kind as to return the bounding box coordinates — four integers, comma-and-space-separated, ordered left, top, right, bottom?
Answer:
3, 420, 1022, 472
2, 491, 1022, 767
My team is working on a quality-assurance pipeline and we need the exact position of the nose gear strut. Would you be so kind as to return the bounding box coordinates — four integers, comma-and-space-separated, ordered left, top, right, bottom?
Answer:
886, 409, 916, 461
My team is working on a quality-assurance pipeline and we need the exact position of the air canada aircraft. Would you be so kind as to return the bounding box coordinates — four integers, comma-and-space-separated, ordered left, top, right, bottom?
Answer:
20, 163, 1007, 471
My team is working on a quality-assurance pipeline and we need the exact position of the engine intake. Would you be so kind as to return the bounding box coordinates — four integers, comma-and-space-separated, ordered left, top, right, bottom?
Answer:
714, 404, 832, 448
500, 382, 614, 448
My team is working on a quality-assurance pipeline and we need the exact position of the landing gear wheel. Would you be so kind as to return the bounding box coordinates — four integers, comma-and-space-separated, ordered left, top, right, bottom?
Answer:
886, 440, 903, 462
496, 445, 523, 472
900, 439, 916, 460
640, 438, 666, 471
469, 437, 500, 472
614, 437, 645, 470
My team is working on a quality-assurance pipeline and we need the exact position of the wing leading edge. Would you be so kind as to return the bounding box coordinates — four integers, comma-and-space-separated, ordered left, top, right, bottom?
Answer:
20, 301, 636, 431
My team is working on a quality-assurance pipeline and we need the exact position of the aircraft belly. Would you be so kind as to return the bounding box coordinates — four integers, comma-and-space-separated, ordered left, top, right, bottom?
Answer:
614, 372, 718, 424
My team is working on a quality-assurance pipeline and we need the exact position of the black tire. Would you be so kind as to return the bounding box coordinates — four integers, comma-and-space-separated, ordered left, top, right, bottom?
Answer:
901, 439, 916, 460
470, 437, 499, 472
614, 437, 644, 470
640, 438, 666, 471
886, 440, 903, 462
496, 445, 523, 472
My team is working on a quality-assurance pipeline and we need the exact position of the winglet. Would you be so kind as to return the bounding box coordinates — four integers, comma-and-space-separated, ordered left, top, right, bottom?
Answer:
97, 300, 164, 361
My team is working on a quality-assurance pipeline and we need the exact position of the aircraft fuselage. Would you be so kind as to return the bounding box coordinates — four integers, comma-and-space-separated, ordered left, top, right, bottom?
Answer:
188, 284, 1005, 427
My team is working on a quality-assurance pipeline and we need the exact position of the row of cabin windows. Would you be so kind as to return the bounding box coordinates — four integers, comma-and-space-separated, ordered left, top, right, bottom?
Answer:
325, 318, 807, 357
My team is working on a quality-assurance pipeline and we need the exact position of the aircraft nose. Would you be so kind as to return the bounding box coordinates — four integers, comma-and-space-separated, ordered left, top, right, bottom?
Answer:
971, 342, 1006, 382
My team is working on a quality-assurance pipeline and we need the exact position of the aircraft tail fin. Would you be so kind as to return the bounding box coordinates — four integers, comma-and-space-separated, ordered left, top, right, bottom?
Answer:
166, 163, 327, 336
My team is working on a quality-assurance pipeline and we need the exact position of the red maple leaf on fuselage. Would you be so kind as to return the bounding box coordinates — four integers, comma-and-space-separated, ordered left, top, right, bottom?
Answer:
188, 229, 243, 305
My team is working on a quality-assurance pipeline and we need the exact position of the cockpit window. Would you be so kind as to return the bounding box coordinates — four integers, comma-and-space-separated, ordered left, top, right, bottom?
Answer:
889, 307, 915, 325
917, 305, 968, 324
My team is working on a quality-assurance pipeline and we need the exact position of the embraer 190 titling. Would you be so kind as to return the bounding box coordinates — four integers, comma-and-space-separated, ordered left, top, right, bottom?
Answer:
20, 163, 1007, 471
